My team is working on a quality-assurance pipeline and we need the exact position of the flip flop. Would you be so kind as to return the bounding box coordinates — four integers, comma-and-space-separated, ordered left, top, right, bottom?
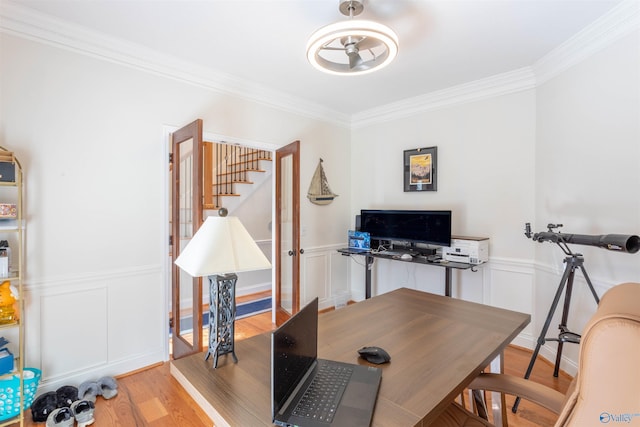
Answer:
97, 376, 118, 399
71, 400, 95, 427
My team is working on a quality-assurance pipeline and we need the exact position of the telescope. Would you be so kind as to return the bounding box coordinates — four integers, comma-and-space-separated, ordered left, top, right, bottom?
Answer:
525, 223, 640, 254
513, 221, 639, 414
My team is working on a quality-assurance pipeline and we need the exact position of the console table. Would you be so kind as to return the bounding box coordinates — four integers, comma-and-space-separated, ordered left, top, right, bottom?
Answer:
338, 249, 478, 298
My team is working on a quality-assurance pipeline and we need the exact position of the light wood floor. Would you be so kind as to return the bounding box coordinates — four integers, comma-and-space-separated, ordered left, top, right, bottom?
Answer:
16, 309, 572, 426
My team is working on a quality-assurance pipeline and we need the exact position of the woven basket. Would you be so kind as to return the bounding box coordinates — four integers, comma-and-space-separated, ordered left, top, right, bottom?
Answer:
0, 368, 42, 421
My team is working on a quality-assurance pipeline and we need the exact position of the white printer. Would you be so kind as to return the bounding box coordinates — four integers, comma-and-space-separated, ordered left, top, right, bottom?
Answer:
441, 236, 489, 265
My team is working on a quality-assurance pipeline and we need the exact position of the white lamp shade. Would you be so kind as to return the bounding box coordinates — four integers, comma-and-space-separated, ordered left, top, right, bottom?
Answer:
175, 216, 271, 277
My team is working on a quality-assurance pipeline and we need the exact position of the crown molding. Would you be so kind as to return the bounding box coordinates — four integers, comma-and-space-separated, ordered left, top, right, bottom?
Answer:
533, 0, 640, 85
352, 0, 639, 129
1, 1, 637, 130
351, 67, 537, 129
0, 1, 351, 128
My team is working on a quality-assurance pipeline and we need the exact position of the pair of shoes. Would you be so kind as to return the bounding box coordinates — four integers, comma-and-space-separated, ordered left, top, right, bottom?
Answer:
32, 385, 80, 422
77, 376, 118, 402
45, 400, 95, 427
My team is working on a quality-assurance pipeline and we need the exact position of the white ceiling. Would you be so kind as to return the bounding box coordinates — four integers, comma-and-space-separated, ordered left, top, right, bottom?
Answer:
4, 0, 624, 116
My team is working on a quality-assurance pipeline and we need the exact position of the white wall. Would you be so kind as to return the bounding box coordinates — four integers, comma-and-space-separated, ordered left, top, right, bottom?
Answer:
349, 28, 640, 375
349, 89, 537, 347
0, 34, 350, 391
350, 90, 537, 258
533, 29, 640, 372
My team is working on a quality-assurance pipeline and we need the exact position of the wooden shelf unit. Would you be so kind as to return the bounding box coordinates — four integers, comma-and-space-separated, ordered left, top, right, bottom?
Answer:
0, 147, 26, 427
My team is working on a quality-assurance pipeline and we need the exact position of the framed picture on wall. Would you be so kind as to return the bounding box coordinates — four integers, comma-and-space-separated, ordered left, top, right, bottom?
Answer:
404, 146, 437, 192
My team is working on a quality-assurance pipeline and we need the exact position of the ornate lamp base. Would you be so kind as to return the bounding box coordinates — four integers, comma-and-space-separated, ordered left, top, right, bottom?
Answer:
204, 273, 238, 368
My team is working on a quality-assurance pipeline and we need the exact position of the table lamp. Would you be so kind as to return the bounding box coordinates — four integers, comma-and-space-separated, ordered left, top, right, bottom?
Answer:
175, 210, 272, 368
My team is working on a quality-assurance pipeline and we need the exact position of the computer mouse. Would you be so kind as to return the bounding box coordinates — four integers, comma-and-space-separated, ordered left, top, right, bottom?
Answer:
358, 346, 391, 364
400, 253, 412, 260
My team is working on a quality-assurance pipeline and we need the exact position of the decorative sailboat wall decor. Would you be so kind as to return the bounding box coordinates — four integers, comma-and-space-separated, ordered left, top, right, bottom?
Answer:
307, 158, 338, 205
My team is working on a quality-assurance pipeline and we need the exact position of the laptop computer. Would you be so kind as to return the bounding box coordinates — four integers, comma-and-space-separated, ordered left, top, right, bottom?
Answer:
348, 230, 371, 253
271, 298, 382, 427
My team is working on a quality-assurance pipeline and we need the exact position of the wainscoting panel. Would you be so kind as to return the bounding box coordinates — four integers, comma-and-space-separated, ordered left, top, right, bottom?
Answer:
487, 258, 535, 348
449, 265, 486, 303
301, 245, 349, 310
302, 251, 329, 307
107, 272, 165, 363
329, 251, 350, 299
24, 265, 166, 393
40, 287, 109, 381
368, 257, 447, 297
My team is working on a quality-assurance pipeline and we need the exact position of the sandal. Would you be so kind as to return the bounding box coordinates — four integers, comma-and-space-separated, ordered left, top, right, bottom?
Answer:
97, 376, 118, 399
71, 400, 95, 427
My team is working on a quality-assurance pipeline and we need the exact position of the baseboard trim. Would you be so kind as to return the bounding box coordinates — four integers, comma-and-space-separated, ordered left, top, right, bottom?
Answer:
36, 349, 166, 394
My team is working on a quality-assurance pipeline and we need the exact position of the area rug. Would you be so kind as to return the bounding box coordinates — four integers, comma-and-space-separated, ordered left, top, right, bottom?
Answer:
201, 296, 271, 325
174, 297, 272, 334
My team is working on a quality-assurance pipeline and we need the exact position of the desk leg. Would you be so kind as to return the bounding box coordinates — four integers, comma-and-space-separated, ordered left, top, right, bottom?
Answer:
365, 254, 373, 299
445, 267, 452, 297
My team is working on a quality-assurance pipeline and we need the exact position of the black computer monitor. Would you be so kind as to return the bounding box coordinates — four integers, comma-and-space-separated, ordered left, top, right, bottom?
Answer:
359, 209, 452, 247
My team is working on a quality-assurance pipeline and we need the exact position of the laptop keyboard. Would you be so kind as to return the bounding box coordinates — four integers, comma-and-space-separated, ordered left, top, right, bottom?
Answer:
292, 364, 354, 423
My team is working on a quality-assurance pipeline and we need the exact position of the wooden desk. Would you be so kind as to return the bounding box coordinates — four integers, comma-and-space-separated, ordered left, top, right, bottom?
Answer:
171, 288, 530, 427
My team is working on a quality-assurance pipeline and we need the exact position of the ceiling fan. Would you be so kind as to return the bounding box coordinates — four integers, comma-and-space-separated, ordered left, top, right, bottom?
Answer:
306, 0, 399, 76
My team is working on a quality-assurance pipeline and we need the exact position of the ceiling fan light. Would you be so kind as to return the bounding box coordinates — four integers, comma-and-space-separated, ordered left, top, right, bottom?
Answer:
306, 19, 399, 76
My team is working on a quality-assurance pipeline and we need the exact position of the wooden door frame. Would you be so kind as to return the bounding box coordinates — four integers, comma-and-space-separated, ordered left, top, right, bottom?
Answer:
170, 119, 204, 359
275, 140, 300, 325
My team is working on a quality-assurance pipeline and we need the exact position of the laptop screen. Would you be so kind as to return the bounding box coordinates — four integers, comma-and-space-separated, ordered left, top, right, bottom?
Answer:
272, 298, 319, 418
348, 230, 371, 251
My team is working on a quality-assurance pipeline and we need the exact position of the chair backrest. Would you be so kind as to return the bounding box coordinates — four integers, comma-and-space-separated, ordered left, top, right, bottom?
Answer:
555, 282, 640, 427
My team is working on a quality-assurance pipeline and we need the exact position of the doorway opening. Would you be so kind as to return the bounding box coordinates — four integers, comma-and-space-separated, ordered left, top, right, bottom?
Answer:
164, 124, 277, 359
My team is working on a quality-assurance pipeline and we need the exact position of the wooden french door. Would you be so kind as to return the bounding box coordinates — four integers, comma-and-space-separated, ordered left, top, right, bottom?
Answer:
275, 140, 300, 325
170, 119, 204, 359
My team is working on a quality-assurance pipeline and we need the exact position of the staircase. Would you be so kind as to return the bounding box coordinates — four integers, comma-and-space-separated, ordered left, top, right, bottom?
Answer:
203, 141, 272, 211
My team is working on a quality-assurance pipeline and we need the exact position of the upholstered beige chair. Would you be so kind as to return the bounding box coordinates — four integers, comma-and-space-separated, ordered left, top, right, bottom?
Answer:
436, 282, 640, 427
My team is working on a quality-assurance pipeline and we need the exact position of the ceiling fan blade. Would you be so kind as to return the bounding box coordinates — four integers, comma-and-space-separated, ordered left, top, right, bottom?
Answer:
348, 52, 363, 69
355, 36, 383, 51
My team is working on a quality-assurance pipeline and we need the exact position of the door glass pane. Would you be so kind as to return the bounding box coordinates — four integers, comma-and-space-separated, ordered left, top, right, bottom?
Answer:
177, 138, 195, 344
279, 154, 293, 314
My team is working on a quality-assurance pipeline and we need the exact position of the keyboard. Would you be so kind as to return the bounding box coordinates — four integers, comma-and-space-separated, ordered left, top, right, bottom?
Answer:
292, 364, 353, 423
378, 250, 402, 256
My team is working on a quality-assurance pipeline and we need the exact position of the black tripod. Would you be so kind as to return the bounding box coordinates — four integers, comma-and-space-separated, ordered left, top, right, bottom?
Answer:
512, 250, 599, 413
